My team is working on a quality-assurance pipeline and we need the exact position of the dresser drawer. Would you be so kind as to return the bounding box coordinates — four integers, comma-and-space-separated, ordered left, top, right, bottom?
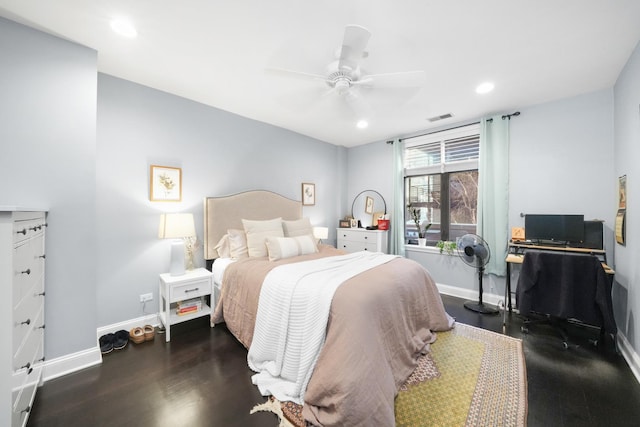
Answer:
13, 286, 44, 355
14, 308, 44, 372
171, 279, 212, 302
338, 241, 379, 252
13, 214, 46, 245
12, 363, 41, 427
337, 229, 375, 243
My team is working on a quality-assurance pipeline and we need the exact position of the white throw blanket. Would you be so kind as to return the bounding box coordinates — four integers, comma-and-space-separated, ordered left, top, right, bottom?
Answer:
248, 251, 398, 404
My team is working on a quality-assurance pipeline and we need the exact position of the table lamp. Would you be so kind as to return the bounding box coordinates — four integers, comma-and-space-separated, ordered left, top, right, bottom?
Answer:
313, 226, 329, 244
158, 213, 196, 276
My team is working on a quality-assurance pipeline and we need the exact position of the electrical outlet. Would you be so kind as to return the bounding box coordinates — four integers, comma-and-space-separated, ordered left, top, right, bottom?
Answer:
140, 293, 153, 303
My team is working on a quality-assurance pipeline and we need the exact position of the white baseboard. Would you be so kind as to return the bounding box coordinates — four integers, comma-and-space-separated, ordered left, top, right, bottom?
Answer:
40, 313, 160, 384
41, 347, 102, 382
617, 332, 640, 385
95, 313, 160, 338
436, 282, 508, 308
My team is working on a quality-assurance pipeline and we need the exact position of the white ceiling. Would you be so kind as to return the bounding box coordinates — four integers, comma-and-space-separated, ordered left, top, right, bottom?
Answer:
1, 1, 639, 147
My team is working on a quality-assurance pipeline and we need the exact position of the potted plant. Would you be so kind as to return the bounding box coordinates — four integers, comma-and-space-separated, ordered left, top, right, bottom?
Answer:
407, 203, 432, 246
436, 240, 457, 255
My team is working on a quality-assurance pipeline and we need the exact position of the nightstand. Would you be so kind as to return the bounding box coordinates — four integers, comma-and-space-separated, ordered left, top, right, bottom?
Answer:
158, 268, 213, 342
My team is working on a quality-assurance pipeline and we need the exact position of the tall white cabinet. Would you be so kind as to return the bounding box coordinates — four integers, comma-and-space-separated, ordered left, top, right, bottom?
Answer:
1, 209, 47, 427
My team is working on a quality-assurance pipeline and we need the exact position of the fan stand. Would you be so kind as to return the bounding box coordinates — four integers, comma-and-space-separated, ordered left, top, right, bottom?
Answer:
463, 263, 499, 315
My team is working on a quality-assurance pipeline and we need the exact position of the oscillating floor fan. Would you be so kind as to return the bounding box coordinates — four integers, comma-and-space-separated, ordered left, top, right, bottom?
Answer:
457, 234, 499, 314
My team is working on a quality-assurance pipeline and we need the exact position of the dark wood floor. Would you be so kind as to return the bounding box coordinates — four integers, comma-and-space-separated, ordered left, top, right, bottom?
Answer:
28, 294, 640, 427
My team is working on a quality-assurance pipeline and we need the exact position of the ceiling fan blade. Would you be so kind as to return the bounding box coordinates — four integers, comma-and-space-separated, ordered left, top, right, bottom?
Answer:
265, 67, 327, 83
354, 70, 426, 88
338, 25, 371, 72
342, 89, 373, 120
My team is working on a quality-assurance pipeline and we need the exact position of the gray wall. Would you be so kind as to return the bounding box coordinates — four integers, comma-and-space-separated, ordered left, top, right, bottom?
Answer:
613, 39, 640, 356
346, 89, 616, 298
0, 18, 345, 359
96, 74, 344, 327
0, 17, 98, 358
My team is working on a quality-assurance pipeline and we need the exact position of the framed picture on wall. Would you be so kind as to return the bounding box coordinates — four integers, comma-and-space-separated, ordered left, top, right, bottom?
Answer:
365, 196, 374, 214
150, 165, 182, 202
302, 183, 315, 206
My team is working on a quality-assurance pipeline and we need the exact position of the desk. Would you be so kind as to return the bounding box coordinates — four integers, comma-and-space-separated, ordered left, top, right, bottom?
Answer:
504, 242, 613, 326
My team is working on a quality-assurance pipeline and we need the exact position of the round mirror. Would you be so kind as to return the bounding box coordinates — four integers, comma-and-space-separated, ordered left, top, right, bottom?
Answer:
351, 190, 387, 228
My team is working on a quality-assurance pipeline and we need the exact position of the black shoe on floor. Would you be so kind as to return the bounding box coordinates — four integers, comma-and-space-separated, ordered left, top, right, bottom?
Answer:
99, 333, 115, 354
113, 330, 129, 350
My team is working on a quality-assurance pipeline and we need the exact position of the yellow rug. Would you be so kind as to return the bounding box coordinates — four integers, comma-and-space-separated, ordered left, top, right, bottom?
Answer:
251, 322, 528, 427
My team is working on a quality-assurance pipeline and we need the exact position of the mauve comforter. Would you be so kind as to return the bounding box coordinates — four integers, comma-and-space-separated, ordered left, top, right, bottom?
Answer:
211, 245, 453, 426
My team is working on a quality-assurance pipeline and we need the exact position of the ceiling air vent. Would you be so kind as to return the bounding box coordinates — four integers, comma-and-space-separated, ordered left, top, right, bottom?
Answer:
427, 113, 453, 122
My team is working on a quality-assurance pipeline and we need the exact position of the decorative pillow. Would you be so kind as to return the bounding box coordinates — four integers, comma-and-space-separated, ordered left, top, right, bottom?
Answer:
242, 218, 284, 258
227, 228, 248, 259
282, 217, 313, 237
265, 235, 318, 261
214, 234, 231, 258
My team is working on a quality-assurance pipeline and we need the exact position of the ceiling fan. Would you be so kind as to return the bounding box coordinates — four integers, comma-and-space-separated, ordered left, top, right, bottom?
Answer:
266, 25, 426, 119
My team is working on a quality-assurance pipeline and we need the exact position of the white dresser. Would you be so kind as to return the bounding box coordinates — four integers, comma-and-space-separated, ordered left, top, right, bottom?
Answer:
0, 210, 47, 427
336, 228, 388, 253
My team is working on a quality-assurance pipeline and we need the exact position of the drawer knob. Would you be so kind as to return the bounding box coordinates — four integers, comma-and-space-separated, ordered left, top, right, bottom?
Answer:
37, 291, 46, 297
21, 362, 31, 371
21, 318, 31, 326
29, 226, 39, 232
185, 287, 200, 293
39, 254, 46, 259
21, 405, 31, 414
16, 228, 27, 235
364, 236, 368, 240
37, 324, 45, 330
21, 268, 31, 275
37, 357, 45, 363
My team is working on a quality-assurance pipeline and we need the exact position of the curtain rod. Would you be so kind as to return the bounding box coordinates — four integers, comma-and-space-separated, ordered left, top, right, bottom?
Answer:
389, 110, 522, 143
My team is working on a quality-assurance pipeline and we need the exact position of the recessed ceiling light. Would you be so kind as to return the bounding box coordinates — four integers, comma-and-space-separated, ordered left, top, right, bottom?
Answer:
110, 19, 137, 38
476, 82, 494, 94
356, 120, 368, 129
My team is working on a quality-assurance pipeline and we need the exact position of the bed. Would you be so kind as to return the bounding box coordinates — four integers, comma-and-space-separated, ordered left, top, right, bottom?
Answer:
205, 190, 454, 426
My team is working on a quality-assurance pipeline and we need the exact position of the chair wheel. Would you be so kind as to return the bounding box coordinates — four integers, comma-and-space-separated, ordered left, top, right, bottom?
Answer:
562, 341, 569, 350
521, 326, 529, 333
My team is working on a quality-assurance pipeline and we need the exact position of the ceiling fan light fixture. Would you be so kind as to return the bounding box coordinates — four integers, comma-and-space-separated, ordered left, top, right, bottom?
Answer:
110, 19, 138, 38
356, 120, 369, 129
475, 82, 494, 94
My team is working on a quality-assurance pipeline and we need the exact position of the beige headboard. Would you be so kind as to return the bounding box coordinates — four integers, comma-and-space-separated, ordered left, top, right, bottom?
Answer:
204, 190, 302, 260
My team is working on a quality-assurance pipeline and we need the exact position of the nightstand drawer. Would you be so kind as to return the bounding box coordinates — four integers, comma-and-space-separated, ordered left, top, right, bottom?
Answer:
172, 280, 211, 301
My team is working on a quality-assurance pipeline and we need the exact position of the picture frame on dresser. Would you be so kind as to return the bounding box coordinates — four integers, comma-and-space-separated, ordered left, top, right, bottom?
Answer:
339, 219, 350, 228
150, 165, 182, 202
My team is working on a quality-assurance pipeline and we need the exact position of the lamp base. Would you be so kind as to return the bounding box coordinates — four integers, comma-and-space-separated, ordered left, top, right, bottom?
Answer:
169, 240, 186, 276
463, 301, 499, 314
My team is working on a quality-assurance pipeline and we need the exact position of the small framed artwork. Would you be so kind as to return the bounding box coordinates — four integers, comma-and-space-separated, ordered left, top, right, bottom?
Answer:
339, 219, 351, 228
302, 183, 315, 206
350, 219, 358, 228
365, 196, 374, 214
150, 165, 182, 202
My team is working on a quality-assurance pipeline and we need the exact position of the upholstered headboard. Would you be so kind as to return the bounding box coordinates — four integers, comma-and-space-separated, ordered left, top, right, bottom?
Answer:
204, 190, 302, 260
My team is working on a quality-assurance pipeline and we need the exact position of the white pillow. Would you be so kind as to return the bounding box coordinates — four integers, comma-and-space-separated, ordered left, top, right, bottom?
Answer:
265, 235, 318, 261
282, 217, 313, 237
214, 234, 231, 258
242, 218, 284, 258
227, 228, 248, 259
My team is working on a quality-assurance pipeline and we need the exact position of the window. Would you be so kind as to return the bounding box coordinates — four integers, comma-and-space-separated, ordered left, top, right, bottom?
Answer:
403, 124, 480, 245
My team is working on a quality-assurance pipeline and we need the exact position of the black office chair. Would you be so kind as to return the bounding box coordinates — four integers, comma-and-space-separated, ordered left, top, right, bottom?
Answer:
515, 251, 617, 350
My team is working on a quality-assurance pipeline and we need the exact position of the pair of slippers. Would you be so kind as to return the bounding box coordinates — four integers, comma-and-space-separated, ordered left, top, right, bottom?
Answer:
99, 330, 129, 354
129, 325, 155, 344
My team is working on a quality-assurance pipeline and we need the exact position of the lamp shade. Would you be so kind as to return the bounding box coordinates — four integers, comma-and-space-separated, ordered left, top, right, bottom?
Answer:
313, 226, 329, 240
158, 213, 196, 239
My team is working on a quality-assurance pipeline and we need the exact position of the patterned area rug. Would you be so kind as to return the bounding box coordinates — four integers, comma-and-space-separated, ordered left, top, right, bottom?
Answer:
251, 322, 527, 426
